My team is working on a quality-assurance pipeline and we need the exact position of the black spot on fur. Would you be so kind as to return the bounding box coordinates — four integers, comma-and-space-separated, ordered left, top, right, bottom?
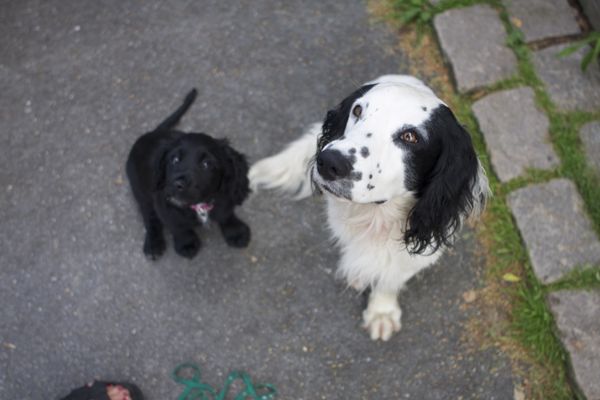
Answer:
360, 147, 369, 158
349, 148, 356, 154
367, 184, 375, 190
366, 133, 372, 138
422, 106, 427, 111
318, 84, 376, 152
369, 174, 373, 179
350, 171, 362, 181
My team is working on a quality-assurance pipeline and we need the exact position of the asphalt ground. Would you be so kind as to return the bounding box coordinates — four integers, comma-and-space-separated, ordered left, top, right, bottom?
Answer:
0, 1, 513, 398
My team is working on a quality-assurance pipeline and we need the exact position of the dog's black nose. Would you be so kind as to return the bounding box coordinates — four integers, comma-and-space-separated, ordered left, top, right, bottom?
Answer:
174, 176, 187, 191
317, 149, 352, 181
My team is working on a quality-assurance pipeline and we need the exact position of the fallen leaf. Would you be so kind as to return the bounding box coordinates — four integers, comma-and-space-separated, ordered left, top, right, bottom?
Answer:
502, 273, 521, 282
514, 387, 525, 400
462, 290, 477, 303
511, 17, 523, 28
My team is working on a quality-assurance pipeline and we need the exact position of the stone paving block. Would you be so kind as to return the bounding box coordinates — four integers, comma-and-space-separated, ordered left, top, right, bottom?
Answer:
580, 0, 600, 30
508, 179, 600, 283
547, 290, 600, 400
472, 87, 559, 182
434, 5, 518, 92
505, 0, 580, 42
532, 44, 600, 112
580, 121, 600, 175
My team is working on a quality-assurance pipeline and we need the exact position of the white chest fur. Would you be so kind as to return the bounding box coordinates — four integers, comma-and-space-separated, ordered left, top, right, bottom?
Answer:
325, 195, 443, 292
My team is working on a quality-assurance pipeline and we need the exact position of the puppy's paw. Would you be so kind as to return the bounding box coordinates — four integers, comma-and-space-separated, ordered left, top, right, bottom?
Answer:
174, 234, 201, 259
221, 220, 251, 248
143, 232, 166, 260
362, 293, 402, 341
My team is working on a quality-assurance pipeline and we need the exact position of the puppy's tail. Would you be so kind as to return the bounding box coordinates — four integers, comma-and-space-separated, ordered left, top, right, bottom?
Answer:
248, 123, 320, 200
156, 88, 198, 131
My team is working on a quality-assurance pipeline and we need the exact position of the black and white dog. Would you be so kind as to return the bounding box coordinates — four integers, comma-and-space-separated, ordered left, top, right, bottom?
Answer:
249, 75, 490, 341
126, 89, 250, 260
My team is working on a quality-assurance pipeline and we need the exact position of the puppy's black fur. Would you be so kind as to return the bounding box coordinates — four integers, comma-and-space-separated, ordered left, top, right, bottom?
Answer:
126, 89, 250, 259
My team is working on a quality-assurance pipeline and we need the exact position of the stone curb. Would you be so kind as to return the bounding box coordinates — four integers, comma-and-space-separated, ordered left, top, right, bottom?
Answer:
532, 44, 600, 112
507, 179, 600, 284
433, 4, 517, 92
547, 290, 600, 400
472, 87, 559, 182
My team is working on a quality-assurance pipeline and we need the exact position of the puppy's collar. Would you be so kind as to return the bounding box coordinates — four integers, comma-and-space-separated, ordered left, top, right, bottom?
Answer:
190, 202, 214, 223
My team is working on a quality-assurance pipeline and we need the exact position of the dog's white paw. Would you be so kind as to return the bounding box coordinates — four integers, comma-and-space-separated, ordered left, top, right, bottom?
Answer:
362, 293, 402, 341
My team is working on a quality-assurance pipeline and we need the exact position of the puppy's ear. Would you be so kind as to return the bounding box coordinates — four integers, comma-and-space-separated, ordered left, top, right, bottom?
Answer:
318, 84, 376, 151
152, 144, 171, 191
218, 139, 250, 206
404, 106, 489, 255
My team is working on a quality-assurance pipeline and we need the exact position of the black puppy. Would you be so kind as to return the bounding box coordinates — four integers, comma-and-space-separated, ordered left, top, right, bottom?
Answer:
126, 89, 250, 259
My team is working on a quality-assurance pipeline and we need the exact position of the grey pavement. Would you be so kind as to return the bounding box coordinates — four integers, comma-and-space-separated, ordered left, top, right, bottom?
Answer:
0, 1, 513, 399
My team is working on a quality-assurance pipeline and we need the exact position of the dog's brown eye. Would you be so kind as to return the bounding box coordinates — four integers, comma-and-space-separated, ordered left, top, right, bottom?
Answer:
400, 131, 418, 144
352, 104, 362, 118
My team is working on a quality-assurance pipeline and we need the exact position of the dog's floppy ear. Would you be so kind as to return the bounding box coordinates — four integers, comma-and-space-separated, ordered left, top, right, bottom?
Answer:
404, 105, 489, 255
152, 142, 174, 192
218, 139, 250, 206
318, 84, 376, 151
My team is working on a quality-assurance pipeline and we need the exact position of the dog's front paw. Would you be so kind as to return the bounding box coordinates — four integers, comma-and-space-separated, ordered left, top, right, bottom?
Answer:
220, 219, 251, 248
362, 293, 402, 341
174, 233, 201, 259
143, 231, 166, 260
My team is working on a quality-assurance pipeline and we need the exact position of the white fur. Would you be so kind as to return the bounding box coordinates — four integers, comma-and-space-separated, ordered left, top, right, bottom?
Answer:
249, 123, 319, 200
249, 75, 489, 341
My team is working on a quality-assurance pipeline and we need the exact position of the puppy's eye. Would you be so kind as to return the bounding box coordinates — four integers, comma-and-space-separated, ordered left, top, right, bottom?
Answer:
400, 130, 418, 144
171, 155, 180, 164
352, 104, 362, 118
201, 159, 212, 169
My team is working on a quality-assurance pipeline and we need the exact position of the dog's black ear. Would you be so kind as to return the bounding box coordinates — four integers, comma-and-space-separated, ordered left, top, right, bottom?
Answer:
318, 84, 376, 151
218, 139, 250, 206
404, 106, 485, 255
152, 143, 172, 191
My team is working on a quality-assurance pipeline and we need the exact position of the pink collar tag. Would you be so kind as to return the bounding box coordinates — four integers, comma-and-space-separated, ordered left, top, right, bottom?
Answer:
190, 202, 214, 223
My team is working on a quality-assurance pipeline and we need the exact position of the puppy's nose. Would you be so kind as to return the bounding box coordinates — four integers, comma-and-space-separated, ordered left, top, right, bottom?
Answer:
174, 176, 187, 191
317, 149, 352, 181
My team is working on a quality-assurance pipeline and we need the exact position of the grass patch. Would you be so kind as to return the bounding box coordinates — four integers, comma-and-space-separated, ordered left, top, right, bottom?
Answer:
374, 0, 600, 398
547, 266, 600, 291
